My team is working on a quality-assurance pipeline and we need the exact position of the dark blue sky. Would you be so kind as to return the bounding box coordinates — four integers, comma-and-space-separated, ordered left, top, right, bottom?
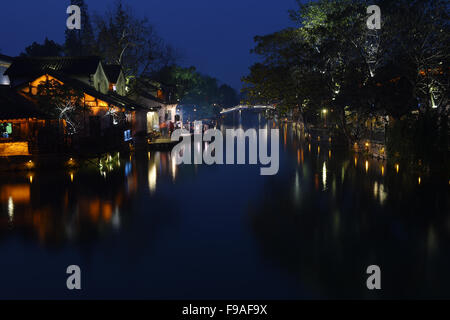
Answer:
0, 0, 298, 90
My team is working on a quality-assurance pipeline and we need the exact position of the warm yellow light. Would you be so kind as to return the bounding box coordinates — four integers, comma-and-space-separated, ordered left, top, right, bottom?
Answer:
354, 157, 358, 167
395, 164, 399, 173
148, 163, 157, 193
365, 142, 370, 147
70, 173, 74, 182
381, 165, 385, 176
25, 160, 35, 169
308, 144, 311, 152
67, 158, 76, 166
29, 175, 33, 184
418, 177, 421, 185
171, 156, 177, 182
365, 160, 369, 172
322, 109, 328, 114
329, 150, 331, 158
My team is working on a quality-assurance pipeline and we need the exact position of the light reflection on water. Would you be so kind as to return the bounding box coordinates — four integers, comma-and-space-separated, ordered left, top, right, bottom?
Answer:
0, 118, 449, 299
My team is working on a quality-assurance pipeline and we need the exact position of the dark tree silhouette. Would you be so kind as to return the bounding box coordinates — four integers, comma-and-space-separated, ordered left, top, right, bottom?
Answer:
20, 38, 63, 57
65, 0, 95, 56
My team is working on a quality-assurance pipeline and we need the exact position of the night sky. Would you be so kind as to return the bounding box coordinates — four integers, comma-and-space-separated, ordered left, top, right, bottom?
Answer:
0, 0, 298, 90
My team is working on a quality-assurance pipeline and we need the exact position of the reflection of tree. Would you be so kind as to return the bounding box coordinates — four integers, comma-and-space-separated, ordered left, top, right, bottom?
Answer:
247, 144, 450, 298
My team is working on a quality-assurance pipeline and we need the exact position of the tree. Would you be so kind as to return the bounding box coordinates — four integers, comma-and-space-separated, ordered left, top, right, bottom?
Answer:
242, 29, 304, 112
243, 0, 449, 166
151, 65, 238, 110
93, 0, 177, 78
218, 84, 239, 108
36, 79, 85, 135
20, 38, 63, 57
380, 0, 449, 110
64, 0, 95, 56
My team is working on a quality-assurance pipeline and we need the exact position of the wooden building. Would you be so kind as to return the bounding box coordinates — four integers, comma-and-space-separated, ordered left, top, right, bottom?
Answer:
1, 56, 161, 155
0, 85, 56, 156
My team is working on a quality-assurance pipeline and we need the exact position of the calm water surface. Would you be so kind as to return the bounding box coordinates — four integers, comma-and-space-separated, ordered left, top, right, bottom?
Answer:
0, 113, 449, 299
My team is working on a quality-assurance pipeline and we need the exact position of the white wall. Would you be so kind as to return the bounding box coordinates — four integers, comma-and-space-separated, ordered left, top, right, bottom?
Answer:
0, 65, 10, 85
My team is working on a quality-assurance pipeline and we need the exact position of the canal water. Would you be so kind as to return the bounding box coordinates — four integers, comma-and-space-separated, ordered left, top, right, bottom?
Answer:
0, 110, 449, 299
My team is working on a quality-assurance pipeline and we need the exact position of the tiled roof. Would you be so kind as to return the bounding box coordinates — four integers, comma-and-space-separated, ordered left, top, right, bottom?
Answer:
0, 54, 13, 63
0, 85, 46, 120
5, 56, 101, 77
138, 90, 164, 103
131, 78, 164, 103
48, 72, 159, 112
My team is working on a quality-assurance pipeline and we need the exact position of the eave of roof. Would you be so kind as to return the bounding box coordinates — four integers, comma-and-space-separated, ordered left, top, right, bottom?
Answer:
5, 56, 102, 77
0, 54, 13, 63
138, 90, 165, 103
46, 72, 160, 112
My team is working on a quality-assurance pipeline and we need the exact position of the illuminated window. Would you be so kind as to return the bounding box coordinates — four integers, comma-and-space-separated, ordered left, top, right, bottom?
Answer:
1, 123, 12, 138
124, 130, 132, 142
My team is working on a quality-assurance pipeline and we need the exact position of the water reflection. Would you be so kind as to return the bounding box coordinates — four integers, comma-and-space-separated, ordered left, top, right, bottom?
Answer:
0, 120, 448, 299
148, 158, 157, 194
8, 196, 14, 223
247, 124, 450, 298
0, 148, 186, 247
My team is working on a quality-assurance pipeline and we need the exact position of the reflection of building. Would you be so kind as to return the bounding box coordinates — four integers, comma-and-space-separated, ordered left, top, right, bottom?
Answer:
0, 166, 129, 244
